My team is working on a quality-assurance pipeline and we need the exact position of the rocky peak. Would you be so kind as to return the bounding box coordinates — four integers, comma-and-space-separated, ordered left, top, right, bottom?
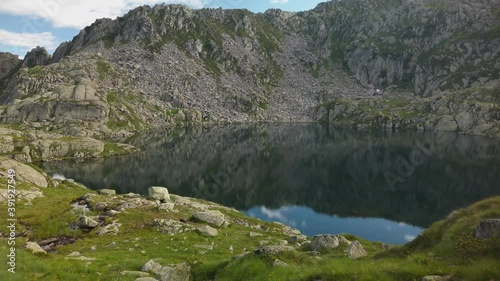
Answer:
22, 46, 51, 68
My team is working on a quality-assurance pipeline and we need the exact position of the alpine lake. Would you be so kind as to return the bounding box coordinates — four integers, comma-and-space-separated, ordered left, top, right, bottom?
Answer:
40, 124, 500, 244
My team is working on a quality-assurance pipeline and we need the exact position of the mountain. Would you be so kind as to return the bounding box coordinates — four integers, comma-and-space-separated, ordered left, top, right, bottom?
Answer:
0, 0, 499, 138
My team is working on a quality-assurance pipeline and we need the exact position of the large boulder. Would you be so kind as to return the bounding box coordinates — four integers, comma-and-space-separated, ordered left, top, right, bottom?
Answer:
192, 210, 226, 227
474, 219, 500, 239
148, 186, 171, 202
310, 234, 339, 252
0, 157, 48, 187
156, 263, 191, 281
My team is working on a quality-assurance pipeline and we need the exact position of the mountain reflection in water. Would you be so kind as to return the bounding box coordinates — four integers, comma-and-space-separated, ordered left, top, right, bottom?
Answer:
41, 124, 500, 244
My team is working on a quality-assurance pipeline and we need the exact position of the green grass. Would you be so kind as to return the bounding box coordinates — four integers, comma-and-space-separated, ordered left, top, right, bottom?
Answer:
1, 167, 499, 281
27, 66, 45, 78
96, 60, 112, 80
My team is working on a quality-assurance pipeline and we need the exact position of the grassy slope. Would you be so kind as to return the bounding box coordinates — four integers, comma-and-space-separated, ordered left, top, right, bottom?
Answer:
0, 176, 499, 281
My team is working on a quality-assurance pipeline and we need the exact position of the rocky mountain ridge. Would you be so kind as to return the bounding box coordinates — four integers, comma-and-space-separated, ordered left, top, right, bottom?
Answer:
0, 0, 499, 138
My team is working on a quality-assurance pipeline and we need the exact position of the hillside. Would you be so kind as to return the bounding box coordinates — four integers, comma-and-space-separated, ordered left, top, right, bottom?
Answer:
0, 156, 499, 280
0, 0, 499, 142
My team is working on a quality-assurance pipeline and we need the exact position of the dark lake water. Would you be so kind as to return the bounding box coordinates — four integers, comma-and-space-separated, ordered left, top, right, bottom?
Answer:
40, 124, 500, 244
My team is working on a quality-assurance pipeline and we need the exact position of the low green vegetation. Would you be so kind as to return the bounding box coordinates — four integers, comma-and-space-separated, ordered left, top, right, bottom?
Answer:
0, 168, 498, 281
96, 60, 112, 80
27, 66, 45, 78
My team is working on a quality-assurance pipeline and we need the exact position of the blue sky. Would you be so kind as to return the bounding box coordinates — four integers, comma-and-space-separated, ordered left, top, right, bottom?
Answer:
0, 0, 326, 58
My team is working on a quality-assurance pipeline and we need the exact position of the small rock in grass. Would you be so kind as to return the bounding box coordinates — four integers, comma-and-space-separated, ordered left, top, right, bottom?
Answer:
192, 210, 226, 227
254, 245, 295, 256
345, 240, 367, 259
97, 189, 116, 195
158, 203, 175, 212
76, 216, 99, 228
121, 271, 150, 277
273, 259, 290, 267
135, 278, 158, 281
26, 242, 47, 254
196, 225, 218, 237
156, 263, 191, 281
141, 259, 163, 275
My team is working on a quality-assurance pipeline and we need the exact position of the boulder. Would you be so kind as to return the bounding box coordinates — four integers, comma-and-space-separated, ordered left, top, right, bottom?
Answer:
338, 235, 352, 245
192, 210, 226, 227
0, 157, 48, 187
474, 219, 500, 239
156, 263, 191, 281
158, 203, 175, 212
345, 240, 367, 259
96, 222, 121, 235
76, 216, 100, 228
196, 225, 218, 237
148, 186, 171, 202
97, 189, 116, 195
311, 234, 339, 252
26, 242, 47, 254
141, 259, 163, 275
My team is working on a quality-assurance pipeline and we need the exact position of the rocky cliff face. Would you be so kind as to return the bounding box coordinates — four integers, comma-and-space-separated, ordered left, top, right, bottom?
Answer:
0, 52, 21, 91
306, 0, 500, 96
0, 0, 498, 138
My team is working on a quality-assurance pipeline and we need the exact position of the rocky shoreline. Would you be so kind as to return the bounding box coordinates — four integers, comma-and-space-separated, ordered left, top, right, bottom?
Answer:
1, 156, 499, 280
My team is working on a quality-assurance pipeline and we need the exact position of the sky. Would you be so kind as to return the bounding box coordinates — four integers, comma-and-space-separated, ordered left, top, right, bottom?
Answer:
0, 0, 326, 58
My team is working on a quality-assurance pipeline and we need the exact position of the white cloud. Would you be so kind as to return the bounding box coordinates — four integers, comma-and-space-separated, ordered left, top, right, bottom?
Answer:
0, 29, 55, 49
260, 206, 286, 221
404, 234, 416, 242
0, 0, 213, 29
270, 0, 289, 4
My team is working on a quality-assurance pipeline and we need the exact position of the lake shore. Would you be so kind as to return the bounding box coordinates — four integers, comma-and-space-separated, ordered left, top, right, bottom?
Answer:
0, 156, 499, 280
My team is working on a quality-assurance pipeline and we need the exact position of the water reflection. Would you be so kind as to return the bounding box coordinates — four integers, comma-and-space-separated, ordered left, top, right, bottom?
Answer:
245, 206, 422, 244
41, 124, 500, 243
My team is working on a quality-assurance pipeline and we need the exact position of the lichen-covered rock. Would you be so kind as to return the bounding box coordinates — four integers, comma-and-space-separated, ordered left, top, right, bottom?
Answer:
156, 263, 191, 281
141, 259, 163, 275
345, 240, 367, 259
97, 189, 116, 195
76, 216, 100, 228
26, 242, 47, 254
474, 219, 500, 239
196, 225, 218, 237
310, 234, 339, 252
0, 157, 48, 187
148, 186, 171, 202
192, 210, 226, 227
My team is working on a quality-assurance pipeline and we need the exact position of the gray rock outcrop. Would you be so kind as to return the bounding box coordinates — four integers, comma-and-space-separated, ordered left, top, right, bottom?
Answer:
345, 240, 367, 259
474, 219, 500, 239
311, 234, 340, 252
192, 210, 226, 227
148, 186, 171, 202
